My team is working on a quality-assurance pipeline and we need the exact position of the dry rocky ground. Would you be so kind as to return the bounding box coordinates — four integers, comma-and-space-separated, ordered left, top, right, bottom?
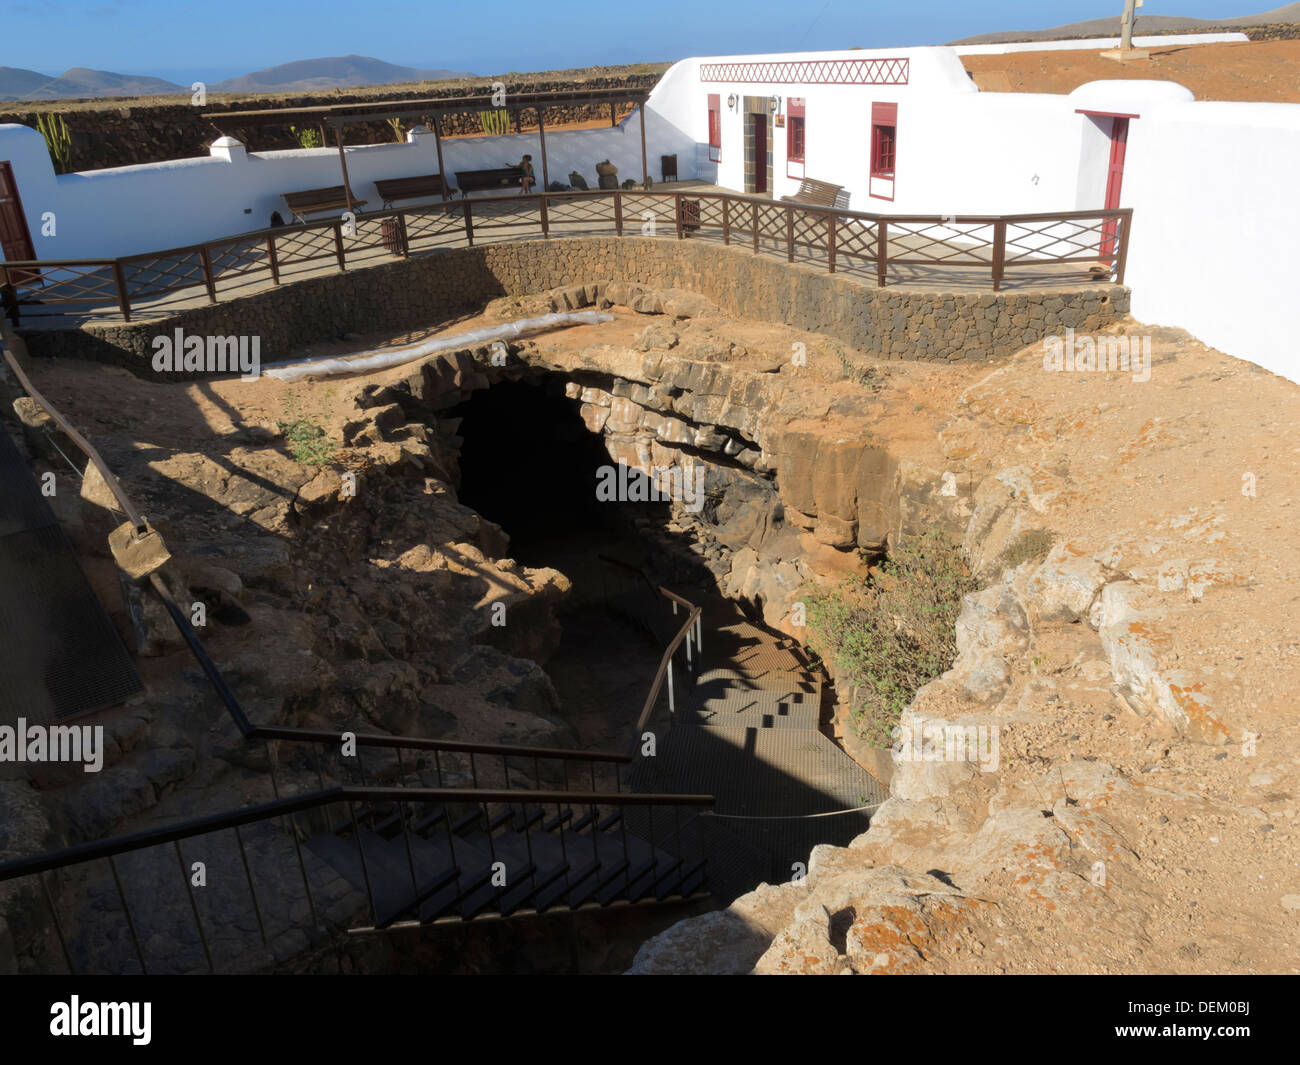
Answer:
963, 38, 1300, 103
1, 280, 1297, 974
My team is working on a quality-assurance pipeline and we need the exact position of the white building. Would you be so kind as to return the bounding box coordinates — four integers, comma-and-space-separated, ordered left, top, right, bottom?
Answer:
2, 33, 1298, 382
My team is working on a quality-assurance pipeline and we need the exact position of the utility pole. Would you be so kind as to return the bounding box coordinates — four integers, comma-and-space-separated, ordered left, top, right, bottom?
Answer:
1102, 0, 1151, 62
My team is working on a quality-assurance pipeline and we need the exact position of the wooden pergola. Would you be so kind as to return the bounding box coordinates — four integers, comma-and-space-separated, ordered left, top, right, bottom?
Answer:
202, 87, 653, 213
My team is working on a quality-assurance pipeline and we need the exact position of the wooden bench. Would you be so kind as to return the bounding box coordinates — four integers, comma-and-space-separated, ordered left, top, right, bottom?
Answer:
282, 185, 367, 222
455, 167, 523, 195
373, 173, 456, 207
781, 178, 844, 208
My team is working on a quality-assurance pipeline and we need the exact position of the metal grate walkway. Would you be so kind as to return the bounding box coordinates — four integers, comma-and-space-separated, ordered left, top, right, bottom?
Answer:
629, 601, 886, 900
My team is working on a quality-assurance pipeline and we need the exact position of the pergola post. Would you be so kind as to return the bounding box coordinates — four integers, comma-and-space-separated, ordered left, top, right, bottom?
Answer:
537, 106, 549, 191
432, 114, 448, 200
333, 123, 355, 215
639, 103, 648, 187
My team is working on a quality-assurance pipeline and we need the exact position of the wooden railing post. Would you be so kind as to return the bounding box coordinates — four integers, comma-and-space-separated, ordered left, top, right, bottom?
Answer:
540, 195, 550, 239
112, 261, 132, 322
786, 205, 794, 263
751, 202, 759, 255
198, 246, 217, 304
722, 198, 730, 245
463, 199, 474, 247
876, 220, 888, 288
674, 192, 683, 239
266, 233, 281, 285
1115, 210, 1132, 286
827, 214, 837, 274
992, 218, 1006, 292
614, 192, 623, 237
333, 221, 346, 272
397, 211, 410, 258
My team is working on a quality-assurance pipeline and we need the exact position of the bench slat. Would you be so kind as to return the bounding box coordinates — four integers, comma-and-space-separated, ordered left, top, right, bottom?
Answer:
781, 177, 843, 207
374, 174, 455, 204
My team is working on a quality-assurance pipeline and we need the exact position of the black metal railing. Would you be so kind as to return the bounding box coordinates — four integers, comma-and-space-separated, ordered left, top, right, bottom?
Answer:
0, 785, 713, 973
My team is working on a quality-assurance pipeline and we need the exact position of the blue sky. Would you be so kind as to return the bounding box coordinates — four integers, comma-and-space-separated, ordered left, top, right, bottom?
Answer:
0, 0, 1277, 81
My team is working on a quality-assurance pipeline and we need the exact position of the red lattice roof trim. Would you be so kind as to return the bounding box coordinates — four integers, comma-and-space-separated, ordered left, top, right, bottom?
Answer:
699, 58, 909, 85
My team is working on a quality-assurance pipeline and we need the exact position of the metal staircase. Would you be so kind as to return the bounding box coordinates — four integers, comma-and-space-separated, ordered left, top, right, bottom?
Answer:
629, 607, 888, 901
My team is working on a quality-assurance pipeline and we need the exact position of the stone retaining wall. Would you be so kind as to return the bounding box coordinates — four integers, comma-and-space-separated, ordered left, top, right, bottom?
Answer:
20, 237, 1129, 373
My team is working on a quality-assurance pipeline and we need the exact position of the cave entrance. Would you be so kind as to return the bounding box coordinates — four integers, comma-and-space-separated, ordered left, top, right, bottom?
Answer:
448, 373, 685, 749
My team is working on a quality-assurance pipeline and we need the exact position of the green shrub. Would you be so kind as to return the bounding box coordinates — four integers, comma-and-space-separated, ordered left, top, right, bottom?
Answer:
277, 395, 335, 467
995, 528, 1055, 572
825, 340, 882, 391
805, 529, 974, 748
289, 125, 323, 149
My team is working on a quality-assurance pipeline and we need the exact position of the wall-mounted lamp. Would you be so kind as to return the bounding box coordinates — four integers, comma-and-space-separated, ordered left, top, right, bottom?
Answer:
769, 95, 782, 114
727, 93, 738, 111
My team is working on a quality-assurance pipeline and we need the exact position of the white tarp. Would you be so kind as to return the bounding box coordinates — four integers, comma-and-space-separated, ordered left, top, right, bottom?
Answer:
262, 311, 614, 382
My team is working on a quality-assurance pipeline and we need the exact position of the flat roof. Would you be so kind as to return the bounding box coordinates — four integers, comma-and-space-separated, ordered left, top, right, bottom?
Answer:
202, 87, 651, 128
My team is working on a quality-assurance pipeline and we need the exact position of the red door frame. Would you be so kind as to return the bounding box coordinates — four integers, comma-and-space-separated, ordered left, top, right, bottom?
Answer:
1076, 109, 1136, 263
0, 161, 39, 287
1101, 117, 1129, 260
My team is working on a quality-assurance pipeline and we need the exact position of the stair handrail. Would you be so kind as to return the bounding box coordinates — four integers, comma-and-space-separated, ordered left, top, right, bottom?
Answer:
595, 555, 704, 752
0, 784, 716, 884
631, 599, 701, 748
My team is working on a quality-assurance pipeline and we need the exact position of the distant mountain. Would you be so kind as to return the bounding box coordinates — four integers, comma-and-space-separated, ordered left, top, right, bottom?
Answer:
0, 67, 54, 100
211, 55, 477, 93
0, 65, 184, 101
949, 2, 1300, 44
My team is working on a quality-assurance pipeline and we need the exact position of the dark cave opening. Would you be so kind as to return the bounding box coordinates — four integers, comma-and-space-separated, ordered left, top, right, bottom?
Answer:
447, 373, 686, 749
450, 374, 646, 569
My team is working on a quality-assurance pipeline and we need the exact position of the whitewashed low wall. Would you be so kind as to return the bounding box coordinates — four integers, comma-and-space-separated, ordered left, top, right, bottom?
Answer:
951, 32, 1249, 56
0, 105, 696, 262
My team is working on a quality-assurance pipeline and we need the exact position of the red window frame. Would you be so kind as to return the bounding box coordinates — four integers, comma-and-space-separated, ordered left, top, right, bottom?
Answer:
707, 93, 721, 162
870, 101, 897, 200
786, 97, 806, 176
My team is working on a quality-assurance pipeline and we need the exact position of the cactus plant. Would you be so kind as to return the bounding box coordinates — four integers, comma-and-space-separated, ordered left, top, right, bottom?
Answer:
478, 109, 510, 136
35, 112, 72, 174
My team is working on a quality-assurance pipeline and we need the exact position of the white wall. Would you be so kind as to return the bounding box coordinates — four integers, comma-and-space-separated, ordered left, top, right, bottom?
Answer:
0, 104, 697, 262
1121, 100, 1300, 381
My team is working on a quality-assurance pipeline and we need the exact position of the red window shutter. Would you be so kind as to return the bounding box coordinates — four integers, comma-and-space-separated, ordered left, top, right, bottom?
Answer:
787, 97, 806, 162
707, 93, 721, 149
870, 101, 898, 178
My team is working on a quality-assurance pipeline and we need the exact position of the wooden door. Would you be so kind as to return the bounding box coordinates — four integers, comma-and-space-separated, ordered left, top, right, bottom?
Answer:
0, 162, 39, 287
